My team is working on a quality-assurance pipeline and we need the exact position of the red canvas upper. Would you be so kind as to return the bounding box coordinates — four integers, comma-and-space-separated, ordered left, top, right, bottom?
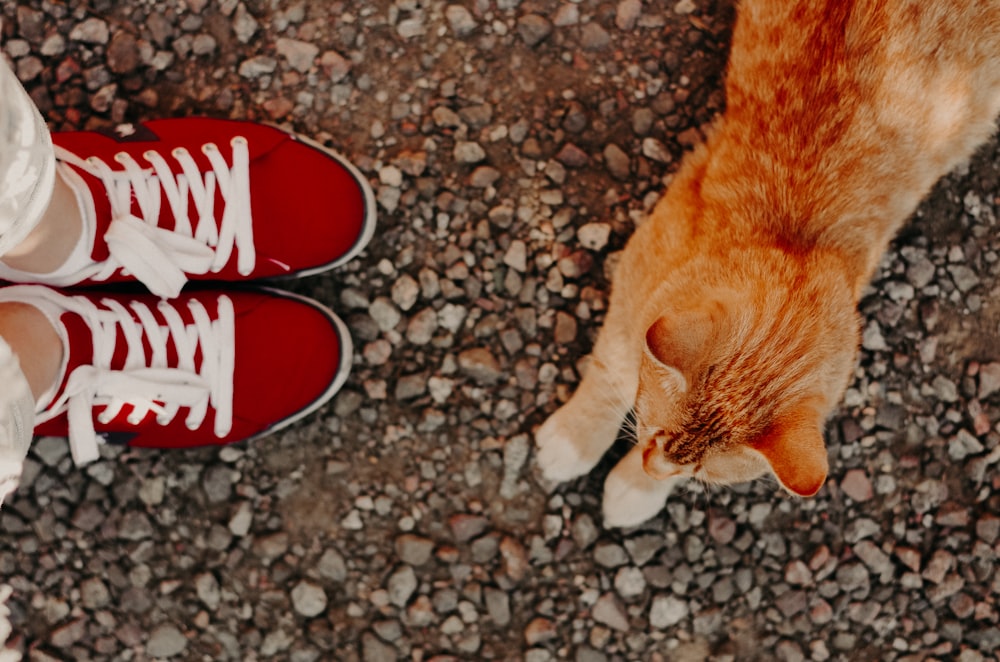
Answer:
14, 285, 349, 459
45, 118, 374, 296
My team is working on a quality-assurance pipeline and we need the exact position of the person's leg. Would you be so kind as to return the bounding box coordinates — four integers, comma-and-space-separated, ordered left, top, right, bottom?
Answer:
0, 318, 47, 506
0, 303, 57, 507
0, 57, 57, 257
0, 583, 19, 661
0, 58, 60, 511
1, 173, 82, 274
0, 303, 61, 401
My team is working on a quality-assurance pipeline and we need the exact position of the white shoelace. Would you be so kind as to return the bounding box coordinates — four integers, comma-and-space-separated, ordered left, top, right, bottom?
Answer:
54, 138, 256, 299
29, 288, 236, 465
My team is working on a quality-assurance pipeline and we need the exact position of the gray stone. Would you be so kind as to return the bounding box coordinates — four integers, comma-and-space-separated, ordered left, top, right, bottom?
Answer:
454, 141, 487, 164
33, 436, 69, 466
361, 632, 398, 662
202, 465, 233, 503
556, 142, 590, 167
614, 567, 647, 598
949, 429, 985, 461
457, 348, 503, 384
591, 592, 629, 630
615, 0, 643, 30
594, 542, 630, 568
291, 581, 328, 617
317, 548, 348, 582
395, 372, 428, 400
844, 517, 880, 543
775, 590, 807, 617
641, 137, 672, 162
195, 573, 220, 610
69, 18, 110, 44
948, 264, 980, 292
118, 512, 154, 541
979, 362, 1000, 399
853, 541, 893, 578
275, 37, 318, 72
484, 587, 511, 626
80, 578, 110, 609
932, 375, 959, 402
517, 14, 553, 46
238, 55, 277, 78
387, 566, 418, 607
554, 3, 580, 26
146, 623, 188, 658
649, 595, 688, 628
395, 534, 435, 566
840, 469, 873, 502
571, 514, 600, 549
228, 501, 254, 537
578, 223, 612, 251
50, 618, 87, 648
604, 144, 631, 179
835, 562, 870, 594
406, 308, 438, 345
525, 616, 558, 645
445, 5, 478, 36
580, 22, 611, 50
861, 320, 888, 351
107, 31, 140, 73
320, 50, 351, 82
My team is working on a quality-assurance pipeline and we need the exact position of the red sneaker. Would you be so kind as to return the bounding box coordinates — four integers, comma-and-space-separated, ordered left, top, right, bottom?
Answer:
0, 119, 376, 298
0, 284, 351, 464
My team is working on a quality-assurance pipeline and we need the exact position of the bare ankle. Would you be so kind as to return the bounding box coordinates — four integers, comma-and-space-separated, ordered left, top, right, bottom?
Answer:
0, 302, 62, 402
1, 172, 83, 275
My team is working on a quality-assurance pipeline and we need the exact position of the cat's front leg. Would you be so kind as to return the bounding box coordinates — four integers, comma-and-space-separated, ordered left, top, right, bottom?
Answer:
535, 329, 636, 482
602, 444, 682, 528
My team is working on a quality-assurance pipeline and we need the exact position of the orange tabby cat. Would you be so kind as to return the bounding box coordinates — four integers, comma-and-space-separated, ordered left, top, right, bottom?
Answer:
536, 0, 1000, 527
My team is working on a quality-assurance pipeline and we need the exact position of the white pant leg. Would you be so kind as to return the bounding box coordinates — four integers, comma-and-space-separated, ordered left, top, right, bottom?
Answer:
0, 336, 34, 508
0, 58, 47, 508
0, 56, 55, 256
0, 584, 18, 661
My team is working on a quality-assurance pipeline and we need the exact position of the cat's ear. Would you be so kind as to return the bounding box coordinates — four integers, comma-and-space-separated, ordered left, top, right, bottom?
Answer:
644, 303, 726, 377
750, 407, 828, 497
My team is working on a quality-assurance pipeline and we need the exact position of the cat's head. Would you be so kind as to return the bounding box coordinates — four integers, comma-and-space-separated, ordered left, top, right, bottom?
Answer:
634, 275, 858, 497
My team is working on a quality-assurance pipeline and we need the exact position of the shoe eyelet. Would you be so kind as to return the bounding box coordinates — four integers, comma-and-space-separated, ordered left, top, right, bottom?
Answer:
143, 150, 159, 161
231, 136, 248, 148
172, 147, 189, 159
202, 143, 219, 154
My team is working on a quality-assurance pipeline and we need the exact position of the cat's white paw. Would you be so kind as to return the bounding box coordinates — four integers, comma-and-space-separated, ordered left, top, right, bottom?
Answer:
534, 412, 604, 483
602, 466, 681, 528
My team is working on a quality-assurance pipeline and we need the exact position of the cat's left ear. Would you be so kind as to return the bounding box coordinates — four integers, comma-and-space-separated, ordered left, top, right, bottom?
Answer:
750, 407, 828, 497
644, 293, 737, 376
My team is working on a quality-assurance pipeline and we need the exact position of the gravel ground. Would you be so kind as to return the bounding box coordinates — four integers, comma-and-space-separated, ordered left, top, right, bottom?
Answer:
2, 0, 1000, 660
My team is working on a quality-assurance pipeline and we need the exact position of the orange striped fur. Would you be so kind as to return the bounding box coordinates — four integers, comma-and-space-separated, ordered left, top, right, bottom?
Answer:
536, 0, 1000, 527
